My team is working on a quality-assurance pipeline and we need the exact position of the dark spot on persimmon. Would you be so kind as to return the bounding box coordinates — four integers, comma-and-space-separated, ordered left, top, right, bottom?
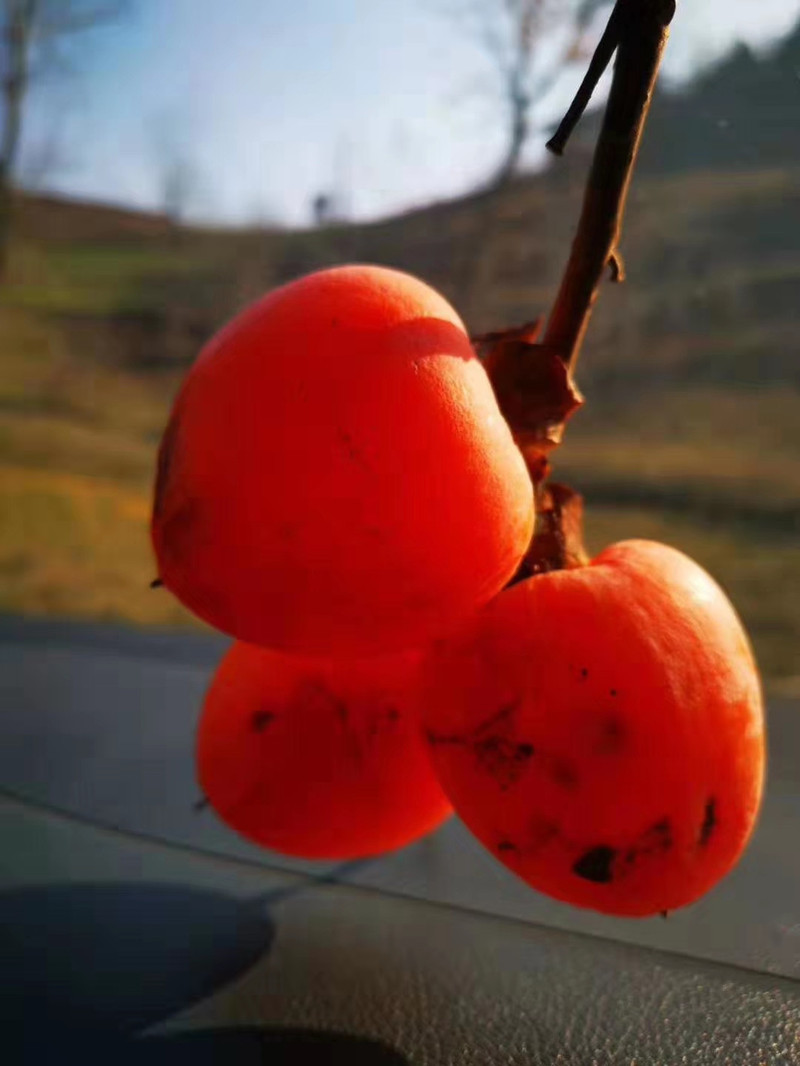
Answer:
251, 710, 275, 733
633, 818, 672, 857
573, 845, 617, 883
475, 700, 521, 734
528, 817, 559, 850
474, 735, 536, 789
301, 680, 348, 723
548, 754, 579, 789
426, 700, 521, 751
497, 840, 520, 854
580, 667, 589, 680
153, 413, 181, 520
385, 706, 400, 722
149, 577, 163, 589
426, 729, 464, 747
337, 427, 370, 471
619, 818, 673, 873
699, 797, 717, 846
594, 714, 626, 754
610, 688, 618, 697
160, 497, 203, 565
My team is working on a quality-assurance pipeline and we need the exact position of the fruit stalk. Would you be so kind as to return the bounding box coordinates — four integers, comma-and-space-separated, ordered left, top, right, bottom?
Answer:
483, 0, 676, 465
489, 0, 677, 576
544, 0, 676, 371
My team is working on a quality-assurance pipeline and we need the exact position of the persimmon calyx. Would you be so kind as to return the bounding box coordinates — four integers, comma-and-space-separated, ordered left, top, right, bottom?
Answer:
475, 319, 584, 476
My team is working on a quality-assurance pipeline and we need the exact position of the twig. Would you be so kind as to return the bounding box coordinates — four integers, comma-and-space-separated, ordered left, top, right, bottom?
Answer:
543, 0, 676, 370
545, 0, 626, 157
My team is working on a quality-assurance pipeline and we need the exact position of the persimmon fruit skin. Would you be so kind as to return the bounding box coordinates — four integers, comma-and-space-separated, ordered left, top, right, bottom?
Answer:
420, 540, 765, 917
197, 641, 452, 860
152, 264, 533, 655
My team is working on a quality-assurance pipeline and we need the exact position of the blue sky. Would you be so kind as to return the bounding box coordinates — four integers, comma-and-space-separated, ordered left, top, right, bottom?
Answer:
19, 0, 800, 226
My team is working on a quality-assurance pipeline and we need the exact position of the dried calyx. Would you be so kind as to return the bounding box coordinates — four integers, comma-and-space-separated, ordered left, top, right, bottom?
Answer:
478, 0, 676, 574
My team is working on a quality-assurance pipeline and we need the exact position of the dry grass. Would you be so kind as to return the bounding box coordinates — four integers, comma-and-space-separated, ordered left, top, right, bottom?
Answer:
0, 466, 202, 630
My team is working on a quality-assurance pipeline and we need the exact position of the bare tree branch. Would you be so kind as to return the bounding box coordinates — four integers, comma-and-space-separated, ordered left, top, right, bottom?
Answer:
439, 0, 612, 191
0, 0, 128, 278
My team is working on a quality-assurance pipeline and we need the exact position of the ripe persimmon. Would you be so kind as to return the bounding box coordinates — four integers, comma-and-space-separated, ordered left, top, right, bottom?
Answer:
197, 640, 452, 859
152, 265, 533, 655
420, 540, 765, 917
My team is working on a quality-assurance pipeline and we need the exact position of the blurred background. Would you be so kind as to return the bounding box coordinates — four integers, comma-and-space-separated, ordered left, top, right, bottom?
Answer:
1, 0, 799, 692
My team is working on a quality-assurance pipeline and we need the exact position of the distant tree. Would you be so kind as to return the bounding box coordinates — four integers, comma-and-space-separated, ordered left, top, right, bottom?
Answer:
312, 191, 335, 227
158, 149, 198, 227
441, 0, 609, 190
0, 0, 128, 278
148, 110, 208, 228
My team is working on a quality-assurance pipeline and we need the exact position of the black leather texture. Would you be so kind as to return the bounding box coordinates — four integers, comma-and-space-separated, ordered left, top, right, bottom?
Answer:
167, 875, 800, 1066
3, 797, 799, 1066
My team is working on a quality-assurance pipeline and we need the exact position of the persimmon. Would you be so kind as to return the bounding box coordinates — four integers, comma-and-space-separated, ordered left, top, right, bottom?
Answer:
420, 540, 765, 917
152, 264, 533, 655
197, 640, 452, 859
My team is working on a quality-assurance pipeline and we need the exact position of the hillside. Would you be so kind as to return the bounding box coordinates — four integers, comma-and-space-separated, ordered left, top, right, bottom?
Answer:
2, 50, 800, 687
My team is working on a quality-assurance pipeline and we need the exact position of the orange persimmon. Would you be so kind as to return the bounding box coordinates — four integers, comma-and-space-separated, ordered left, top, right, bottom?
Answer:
152, 265, 533, 655
420, 540, 765, 917
197, 640, 452, 859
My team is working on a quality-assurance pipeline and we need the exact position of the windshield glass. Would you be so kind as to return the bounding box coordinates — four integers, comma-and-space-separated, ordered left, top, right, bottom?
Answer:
2, 0, 799, 983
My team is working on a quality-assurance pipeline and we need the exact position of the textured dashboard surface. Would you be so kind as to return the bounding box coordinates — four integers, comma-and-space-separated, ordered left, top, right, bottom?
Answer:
3, 796, 799, 1066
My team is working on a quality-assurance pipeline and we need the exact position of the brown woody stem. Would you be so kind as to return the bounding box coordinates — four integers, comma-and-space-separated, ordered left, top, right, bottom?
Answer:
543, 0, 676, 370
486, 0, 676, 577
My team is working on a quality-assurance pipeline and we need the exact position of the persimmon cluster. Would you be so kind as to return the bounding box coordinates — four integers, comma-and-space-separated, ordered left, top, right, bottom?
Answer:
152, 265, 764, 917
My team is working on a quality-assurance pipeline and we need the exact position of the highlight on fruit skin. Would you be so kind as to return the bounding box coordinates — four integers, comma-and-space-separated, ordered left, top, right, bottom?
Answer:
419, 539, 765, 918
152, 264, 534, 656
196, 640, 453, 860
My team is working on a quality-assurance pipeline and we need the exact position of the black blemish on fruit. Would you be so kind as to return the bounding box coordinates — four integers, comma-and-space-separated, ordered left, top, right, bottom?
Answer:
634, 818, 673, 857
476, 700, 521, 734
149, 578, 163, 589
251, 710, 275, 733
474, 734, 536, 790
610, 688, 618, 697
298, 679, 351, 730
385, 707, 400, 723
425, 729, 465, 747
528, 817, 560, 851
580, 667, 589, 680
647, 819, 673, 849
619, 818, 673, 874
337, 427, 371, 472
161, 497, 203, 565
594, 715, 626, 755
699, 797, 717, 846
660, 910, 669, 920
548, 755, 579, 789
573, 845, 617, 883
153, 413, 181, 520
497, 840, 520, 855
425, 699, 521, 748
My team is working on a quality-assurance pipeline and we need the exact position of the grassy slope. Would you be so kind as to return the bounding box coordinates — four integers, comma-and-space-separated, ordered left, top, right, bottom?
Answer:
1, 172, 799, 688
